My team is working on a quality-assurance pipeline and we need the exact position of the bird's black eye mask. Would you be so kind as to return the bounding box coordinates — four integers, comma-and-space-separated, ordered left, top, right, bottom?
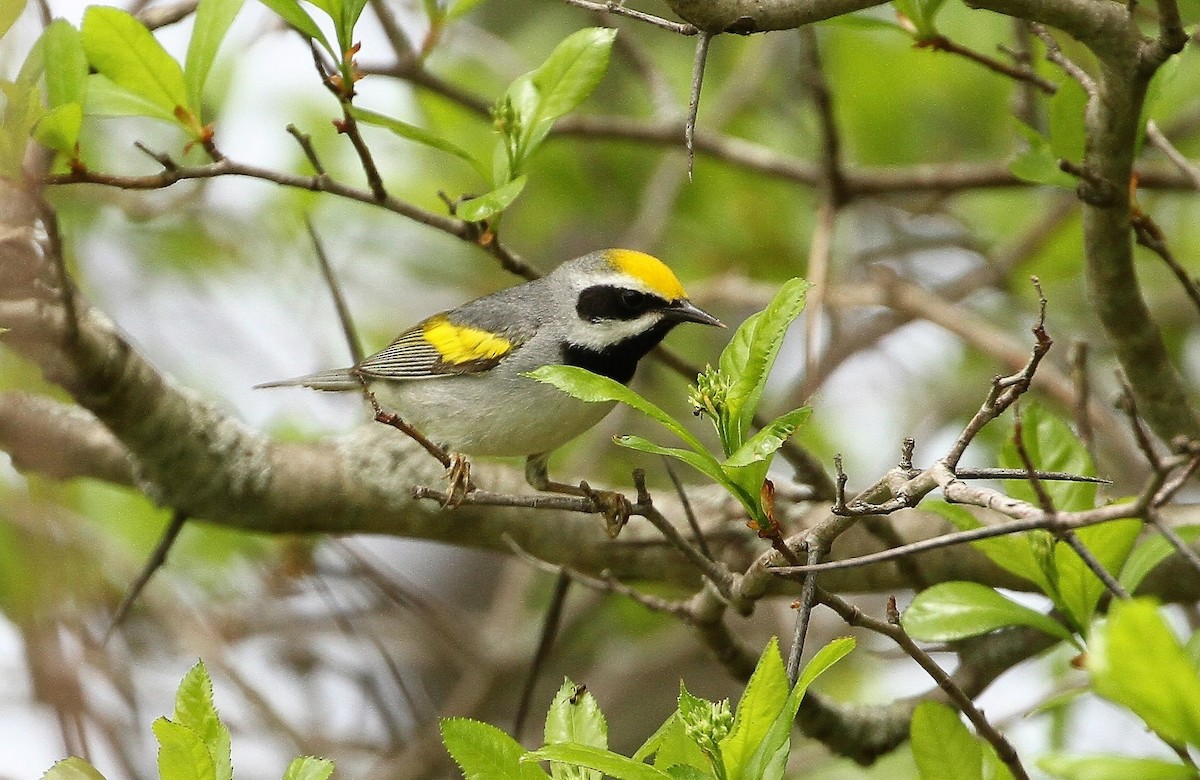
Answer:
576, 285, 669, 323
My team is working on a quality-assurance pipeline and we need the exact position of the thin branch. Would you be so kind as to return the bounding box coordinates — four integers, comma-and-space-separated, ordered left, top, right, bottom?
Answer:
663, 458, 712, 560
922, 34, 1056, 94
558, 0, 699, 34
105, 511, 189, 641
1145, 120, 1200, 189
1131, 208, 1200, 319
1030, 23, 1097, 97
685, 32, 713, 178
306, 216, 364, 365
513, 571, 571, 740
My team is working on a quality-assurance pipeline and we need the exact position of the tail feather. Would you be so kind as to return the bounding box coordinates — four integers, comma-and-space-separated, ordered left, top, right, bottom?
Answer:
255, 368, 358, 391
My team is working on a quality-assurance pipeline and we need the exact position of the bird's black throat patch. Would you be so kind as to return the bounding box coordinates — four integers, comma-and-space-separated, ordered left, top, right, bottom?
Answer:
561, 321, 677, 384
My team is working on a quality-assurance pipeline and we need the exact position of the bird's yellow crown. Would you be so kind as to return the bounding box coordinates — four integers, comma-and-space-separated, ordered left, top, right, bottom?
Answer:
605, 249, 687, 301
423, 315, 513, 364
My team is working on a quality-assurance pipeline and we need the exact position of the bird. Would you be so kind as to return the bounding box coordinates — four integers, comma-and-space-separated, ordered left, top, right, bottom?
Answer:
259, 248, 722, 518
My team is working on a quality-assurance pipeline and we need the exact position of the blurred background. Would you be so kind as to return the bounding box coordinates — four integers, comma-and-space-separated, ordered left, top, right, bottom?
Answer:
2, 0, 1200, 776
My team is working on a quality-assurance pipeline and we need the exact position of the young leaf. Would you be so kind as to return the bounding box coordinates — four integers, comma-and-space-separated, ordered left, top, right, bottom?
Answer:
927, 501, 1057, 596
152, 718, 218, 780
1118, 524, 1200, 594
173, 661, 232, 780
0, 0, 24, 40
40, 757, 108, 780
1039, 754, 1196, 780
721, 637, 789, 779
632, 714, 709, 772
722, 408, 811, 469
185, 0, 245, 117
253, 0, 335, 58
910, 701, 984, 780
81, 7, 191, 121
33, 103, 83, 157
740, 637, 855, 780
717, 278, 811, 450
281, 756, 335, 780
1009, 122, 1077, 189
545, 679, 607, 780
0, 81, 42, 179
1088, 599, 1200, 747
85, 72, 178, 123
614, 435, 751, 510
350, 105, 488, 179
525, 744, 672, 780
43, 19, 88, 108
902, 582, 1074, 643
527, 366, 707, 453
1000, 403, 1096, 512
1052, 519, 1140, 632
441, 718, 548, 780
457, 175, 528, 222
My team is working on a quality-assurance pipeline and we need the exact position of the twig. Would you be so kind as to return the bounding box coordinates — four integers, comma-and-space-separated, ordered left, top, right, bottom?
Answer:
286, 124, 328, 177
785, 542, 822, 685
922, 35, 1056, 94
1030, 23, 1097, 97
662, 457, 712, 560
514, 571, 571, 740
819, 590, 1031, 780
557, 0, 699, 34
105, 510, 188, 641
1131, 209, 1200, 319
1068, 340, 1093, 451
685, 32, 713, 179
306, 216, 363, 364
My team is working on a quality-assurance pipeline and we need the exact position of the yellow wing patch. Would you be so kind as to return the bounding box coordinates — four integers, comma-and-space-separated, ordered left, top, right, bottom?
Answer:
422, 316, 514, 365
605, 249, 687, 301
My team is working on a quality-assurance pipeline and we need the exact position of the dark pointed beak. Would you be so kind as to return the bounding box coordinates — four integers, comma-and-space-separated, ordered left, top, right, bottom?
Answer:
664, 299, 725, 328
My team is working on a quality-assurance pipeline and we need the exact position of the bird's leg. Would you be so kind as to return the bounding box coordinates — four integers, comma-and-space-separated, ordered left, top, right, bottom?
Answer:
444, 451, 473, 508
524, 453, 632, 537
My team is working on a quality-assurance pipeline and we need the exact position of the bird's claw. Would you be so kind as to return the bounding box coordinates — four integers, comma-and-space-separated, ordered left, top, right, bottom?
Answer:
580, 480, 631, 538
443, 452, 473, 508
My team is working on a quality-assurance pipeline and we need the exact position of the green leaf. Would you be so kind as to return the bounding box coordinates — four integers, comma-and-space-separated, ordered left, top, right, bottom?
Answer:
1118, 525, 1200, 594
81, 7, 191, 123
32, 103, 82, 156
253, 0, 334, 57
895, 0, 948, 38
84, 72, 178, 122
1039, 754, 1196, 780
614, 434, 751, 509
999, 403, 1096, 512
903, 582, 1074, 643
185, 0, 245, 118
910, 702, 983, 780
173, 662, 232, 780
723, 408, 811, 469
0, 80, 41, 178
445, 0, 489, 21
721, 638, 789, 779
0, 0, 24, 39
717, 278, 811, 450
441, 718, 548, 780
927, 501, 1056, 594
281, 757, 335, 780
1009, 122, 1077, 189
1088, 598, 1200, 747
527, 366, 708, 454
350, 105, 488, 179
545, 679, 607, 780
740, 637, 855, 780
457, 175, 528, 222
1048, 77, 1087, 164
152, 718, 218, 780
633, 714, 709, 772
40, 757, 108, 780
1053, 519, 1140, 631
43, 19, 88, 108
525, 745, 672, 780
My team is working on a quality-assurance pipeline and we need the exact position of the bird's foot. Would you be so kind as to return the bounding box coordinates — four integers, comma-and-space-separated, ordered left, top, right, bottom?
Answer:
443, 452, 474, 508
580, 480, 632, 538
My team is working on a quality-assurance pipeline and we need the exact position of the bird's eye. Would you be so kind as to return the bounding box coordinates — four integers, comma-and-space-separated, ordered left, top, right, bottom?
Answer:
618, 289, 647, 312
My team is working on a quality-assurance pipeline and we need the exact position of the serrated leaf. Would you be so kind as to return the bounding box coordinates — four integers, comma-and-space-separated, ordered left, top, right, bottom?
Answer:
350, 105, 487, 179
525, 745, 672, 780
40, 757, 108, 780
1048, 77, 1087, 164
185, 0, 245, 117
1039, 754, 1195, 780
152, 718, 218, 780
902, 582, 1074, 643
545, 679, 606, 780
911, 702, 983, 780
281, 756, 335, 780
253, 0, 334, 57
1088, 599, 1200, 747
721, 637, 789, 779
173, 662, 232, 780
32, 103, 82, 156
441, 718, 548, 780
457, 175, 528, 221
1118, 525, 1200, 594
81, 7, 190, 120
43, 19, 87, 108
633, 714, 709, 771
717, 278, 810, 450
